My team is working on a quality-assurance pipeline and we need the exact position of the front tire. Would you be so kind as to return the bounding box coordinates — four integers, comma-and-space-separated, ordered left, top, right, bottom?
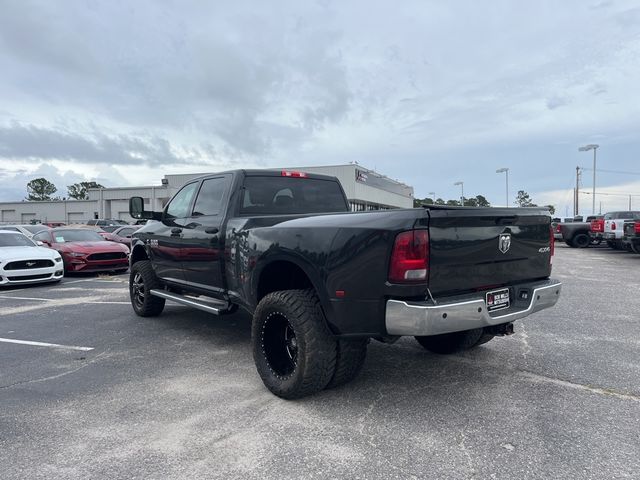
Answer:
415, 328, 494, 354
129, 261, 165, 317
252, 290, 337, 399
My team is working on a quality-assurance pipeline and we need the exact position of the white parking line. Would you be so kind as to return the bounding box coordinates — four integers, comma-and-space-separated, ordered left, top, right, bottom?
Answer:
0, 295, 50, 302
0, 337, 94, 351
90, 301, 131, 305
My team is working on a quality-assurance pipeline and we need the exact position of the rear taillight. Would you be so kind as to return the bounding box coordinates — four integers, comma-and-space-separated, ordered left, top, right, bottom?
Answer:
389, 230, 429, 283
612, 221, 616, 231
590, 219, 604, 232
635, 222, 640, 234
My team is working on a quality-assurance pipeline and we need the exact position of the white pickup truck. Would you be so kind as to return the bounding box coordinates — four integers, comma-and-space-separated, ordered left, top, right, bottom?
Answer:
603, 211, 640, 249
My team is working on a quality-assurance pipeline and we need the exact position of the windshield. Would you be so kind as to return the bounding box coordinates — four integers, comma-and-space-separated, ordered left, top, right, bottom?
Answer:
52, 230, 105, 243
22, 225, 48, 234
0, 233, 36, 247
240, 176, 349, 215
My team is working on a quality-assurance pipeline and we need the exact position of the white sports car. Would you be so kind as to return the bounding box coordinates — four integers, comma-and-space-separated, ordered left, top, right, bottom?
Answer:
0, 231, 64, 286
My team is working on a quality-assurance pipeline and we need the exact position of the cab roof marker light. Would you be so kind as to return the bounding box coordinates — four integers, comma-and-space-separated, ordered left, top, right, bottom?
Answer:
281, 170, 308, 178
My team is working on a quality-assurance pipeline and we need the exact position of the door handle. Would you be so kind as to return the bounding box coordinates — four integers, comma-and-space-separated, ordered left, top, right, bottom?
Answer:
204, 227, 219, 234
171, 227, 182, 235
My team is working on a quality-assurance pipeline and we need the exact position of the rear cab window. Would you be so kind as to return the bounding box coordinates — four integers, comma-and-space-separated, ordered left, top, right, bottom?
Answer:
240, 176, 349, 215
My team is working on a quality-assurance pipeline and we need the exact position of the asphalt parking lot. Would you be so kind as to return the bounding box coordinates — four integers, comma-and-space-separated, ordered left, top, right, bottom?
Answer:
1, 245, 639, 480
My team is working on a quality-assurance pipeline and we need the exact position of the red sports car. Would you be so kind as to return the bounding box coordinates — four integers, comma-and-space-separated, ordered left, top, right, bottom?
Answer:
33, 228, 129, 273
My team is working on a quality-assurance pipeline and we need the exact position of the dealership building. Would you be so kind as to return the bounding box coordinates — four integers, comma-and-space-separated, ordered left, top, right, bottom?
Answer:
0, 164, 414, 225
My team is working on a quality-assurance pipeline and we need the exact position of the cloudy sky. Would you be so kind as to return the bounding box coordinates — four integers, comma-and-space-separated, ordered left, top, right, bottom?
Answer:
1, 0, 639, 215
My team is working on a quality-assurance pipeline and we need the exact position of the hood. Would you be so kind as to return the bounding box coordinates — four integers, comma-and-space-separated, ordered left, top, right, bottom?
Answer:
57, 241, 129, 253
0, 246, 60, 262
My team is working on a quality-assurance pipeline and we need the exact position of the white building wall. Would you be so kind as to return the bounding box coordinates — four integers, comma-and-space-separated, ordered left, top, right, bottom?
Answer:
0, 200, 97, 225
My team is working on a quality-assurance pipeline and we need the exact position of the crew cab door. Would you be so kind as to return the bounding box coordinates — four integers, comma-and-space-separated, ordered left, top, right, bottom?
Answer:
179, 175, 231, 294
150, 181, 199, 282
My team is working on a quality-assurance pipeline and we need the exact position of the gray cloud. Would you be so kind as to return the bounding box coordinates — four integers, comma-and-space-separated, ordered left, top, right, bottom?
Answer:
0, 122, 197, 166
0, 0, 639, 216
0, 1, 351, 156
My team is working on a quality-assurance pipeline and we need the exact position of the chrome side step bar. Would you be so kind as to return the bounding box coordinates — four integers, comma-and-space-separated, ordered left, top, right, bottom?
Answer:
149, 289, 229, 315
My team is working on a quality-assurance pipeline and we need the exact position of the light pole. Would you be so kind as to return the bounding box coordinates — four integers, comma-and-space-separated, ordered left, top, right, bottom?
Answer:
454, 181, 464, 206
428, 191, 436, 203
496, 168, 509, 207
578, 144, 599, 215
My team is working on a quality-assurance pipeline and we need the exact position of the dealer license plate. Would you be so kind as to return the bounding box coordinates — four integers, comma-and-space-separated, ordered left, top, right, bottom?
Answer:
486, 288, 510, 312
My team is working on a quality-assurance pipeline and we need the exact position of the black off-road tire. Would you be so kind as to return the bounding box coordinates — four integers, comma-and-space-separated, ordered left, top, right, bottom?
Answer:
129, 260, 165, 317
326, 338, 369, 389
252, 289, 337, 399
573, 233, 590, 248
415, 328, 492, 354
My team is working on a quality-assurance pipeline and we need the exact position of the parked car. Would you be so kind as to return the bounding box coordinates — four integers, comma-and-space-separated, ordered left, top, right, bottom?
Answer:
622, 220, 640, 254
126, 169, 561, 399
104, 226, 140, 248
0, 231, 64, 286
0, 224, 50, 238
603, 211, 640, 249
32, 228, 129, 274
87, 219, 129, 231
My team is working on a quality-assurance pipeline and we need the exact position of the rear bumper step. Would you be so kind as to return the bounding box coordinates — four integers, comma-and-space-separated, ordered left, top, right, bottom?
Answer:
385, 278, 562, 336
149, 289, 229, 315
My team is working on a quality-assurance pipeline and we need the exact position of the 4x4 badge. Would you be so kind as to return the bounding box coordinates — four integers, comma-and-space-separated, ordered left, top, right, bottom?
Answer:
498, 233, 511, 254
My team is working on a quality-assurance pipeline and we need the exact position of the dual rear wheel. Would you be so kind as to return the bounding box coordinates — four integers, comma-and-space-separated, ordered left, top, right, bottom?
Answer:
252, 289, 368, 399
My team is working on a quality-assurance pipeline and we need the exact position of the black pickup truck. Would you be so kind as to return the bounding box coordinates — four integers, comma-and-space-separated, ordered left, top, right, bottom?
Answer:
128, 169, 561, 398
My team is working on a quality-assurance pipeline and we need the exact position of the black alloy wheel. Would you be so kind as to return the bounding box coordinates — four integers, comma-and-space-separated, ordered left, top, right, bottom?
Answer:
129, 260, 165, 317
261, 312, 299, 378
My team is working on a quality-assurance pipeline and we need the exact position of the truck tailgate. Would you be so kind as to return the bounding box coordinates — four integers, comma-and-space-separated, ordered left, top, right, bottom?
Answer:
427, 207, 552, 295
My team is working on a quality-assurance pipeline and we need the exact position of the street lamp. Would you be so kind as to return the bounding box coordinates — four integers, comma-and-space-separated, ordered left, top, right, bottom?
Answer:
428, 191, 436, 203
578, 144, 599, 215
496, 168, 509, 207
453, 181, 464, 206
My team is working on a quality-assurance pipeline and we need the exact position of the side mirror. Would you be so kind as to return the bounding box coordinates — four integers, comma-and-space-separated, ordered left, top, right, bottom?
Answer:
129, 197, 152, 219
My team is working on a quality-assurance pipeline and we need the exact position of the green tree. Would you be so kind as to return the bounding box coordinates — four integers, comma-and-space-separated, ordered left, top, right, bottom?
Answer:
515, 190, 537, 207
434, 198, 446, 205
545, 204, 556, 215
474, 195, 491, 207
67, 181, 105, 200
26, 178, 57, 201
446, 199, 461, 206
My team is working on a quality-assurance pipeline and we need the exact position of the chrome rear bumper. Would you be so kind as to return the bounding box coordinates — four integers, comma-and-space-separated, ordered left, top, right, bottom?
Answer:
385, 279, 562, 336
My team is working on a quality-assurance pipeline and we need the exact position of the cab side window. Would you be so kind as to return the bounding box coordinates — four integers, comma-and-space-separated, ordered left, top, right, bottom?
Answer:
192, 177, 227, 217
165, 182, 199, 219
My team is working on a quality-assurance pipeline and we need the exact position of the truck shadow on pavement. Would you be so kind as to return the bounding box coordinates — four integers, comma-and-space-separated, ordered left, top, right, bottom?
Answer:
143, 306, 513, 403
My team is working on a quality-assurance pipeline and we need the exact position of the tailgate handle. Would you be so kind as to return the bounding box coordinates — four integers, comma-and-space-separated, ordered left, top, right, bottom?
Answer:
205, 227, 219, 234
171, 227, 182, 235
